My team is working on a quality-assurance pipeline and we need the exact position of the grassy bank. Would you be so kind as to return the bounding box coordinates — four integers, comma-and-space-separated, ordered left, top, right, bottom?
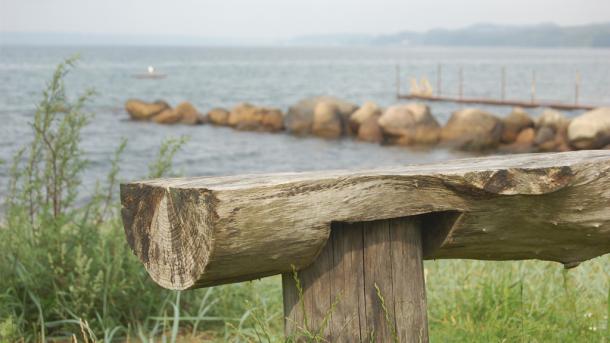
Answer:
0, 59, 608, 342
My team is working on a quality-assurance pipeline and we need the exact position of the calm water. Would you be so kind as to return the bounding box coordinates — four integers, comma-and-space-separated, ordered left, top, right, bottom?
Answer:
1, 46, 610, 197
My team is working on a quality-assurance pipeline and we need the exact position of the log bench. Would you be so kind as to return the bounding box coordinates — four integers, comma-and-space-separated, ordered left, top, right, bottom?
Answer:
121, 150, 610, 342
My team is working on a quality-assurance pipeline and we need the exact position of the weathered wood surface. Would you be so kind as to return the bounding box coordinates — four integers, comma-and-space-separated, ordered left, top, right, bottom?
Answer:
282, 218, 428, 342
121, 150, 610, 289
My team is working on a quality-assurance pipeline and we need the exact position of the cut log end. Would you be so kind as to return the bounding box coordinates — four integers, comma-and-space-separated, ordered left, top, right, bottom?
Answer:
120, 183, 216, 290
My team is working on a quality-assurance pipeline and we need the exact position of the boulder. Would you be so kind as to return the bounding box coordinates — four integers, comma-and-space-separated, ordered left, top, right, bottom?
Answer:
567, 107, 610, 149
259, 108, 285, 132
207, 108, 230, 126
312, 101, 343, 139
536, 109, 569, 131
284, 96, 358, 135
228, 103, 284, 132
534, 126, 555, 146
228, 103, 259, 127
125, 99, 170, 121
378, 103, 440, 145
175, 102, 200, 125
515, 127, 536, 145
501, 107, 534, 143
357, 115, 383, 143
349, 101, 381, 133
531, 109, 571, 152
534, 126, 571, 152
441, 108, 503, 150
499, 127, 537, 154
151, 108, 181, 124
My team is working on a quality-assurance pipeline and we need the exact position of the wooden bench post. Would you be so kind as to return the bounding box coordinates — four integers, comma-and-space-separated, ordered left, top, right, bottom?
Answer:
282, 217, 428, 342
120, 150, 610, 342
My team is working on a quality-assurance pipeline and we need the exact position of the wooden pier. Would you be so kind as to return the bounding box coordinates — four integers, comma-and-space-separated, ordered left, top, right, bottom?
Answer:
397, 93, 596, 111
396, 64, 604, 111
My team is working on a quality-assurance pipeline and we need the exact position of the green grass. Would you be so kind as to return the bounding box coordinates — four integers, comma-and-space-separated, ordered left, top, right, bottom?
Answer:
0, 59, 609, 342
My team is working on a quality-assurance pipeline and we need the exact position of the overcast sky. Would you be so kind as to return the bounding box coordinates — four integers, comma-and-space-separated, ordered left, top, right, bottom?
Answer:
1, 0, 609, 39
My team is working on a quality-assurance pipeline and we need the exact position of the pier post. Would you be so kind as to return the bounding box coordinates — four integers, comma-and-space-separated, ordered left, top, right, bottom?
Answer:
575, 72, 581, 105
501, 66, 506, 100
458, 67, 463, 100
437, 63, 442, 96
396, 64, 401, 98
531, 70, 537, 104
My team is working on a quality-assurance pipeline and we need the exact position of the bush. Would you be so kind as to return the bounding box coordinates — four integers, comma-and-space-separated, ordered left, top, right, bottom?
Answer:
0, 58, 283, 342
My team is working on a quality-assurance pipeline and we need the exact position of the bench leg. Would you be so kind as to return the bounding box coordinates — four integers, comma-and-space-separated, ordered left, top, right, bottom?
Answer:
282, 217, 429, 342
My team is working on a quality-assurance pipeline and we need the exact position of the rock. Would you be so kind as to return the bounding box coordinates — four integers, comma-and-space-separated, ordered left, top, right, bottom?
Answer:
175, 102, 200, 125
534, 126, 555, 145
228, 103, 258, 127
441, 108, 503, 151
349, 101, 381, 133
151, 108, 181, 124
312, 101, 343, 139
515, 127, 536, 145
534, 126, 566, 152
284, 98, 316, 135
331, 98, 359, 135
499, 127, 537, 154
258, 108, 284, 132
567, 107, 610, 149
228, 103, 284, 132
125, 99, 170, 121
378, 103, 440, 145
536, 109, 569, 131
284, 96, 357, 135
357, 115, 383, 143
207, 108, 230, 126
501, 107, 534, 144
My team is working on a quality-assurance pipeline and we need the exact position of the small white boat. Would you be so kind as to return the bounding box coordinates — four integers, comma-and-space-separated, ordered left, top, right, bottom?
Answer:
133, 66, 166, 79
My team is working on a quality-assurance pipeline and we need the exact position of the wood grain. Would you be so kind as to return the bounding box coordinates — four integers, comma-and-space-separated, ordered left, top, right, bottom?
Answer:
282, 218, 428, 342
120, 150, 610, 289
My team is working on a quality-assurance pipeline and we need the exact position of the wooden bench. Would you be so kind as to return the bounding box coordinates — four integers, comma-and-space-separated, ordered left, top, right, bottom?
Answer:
121, 150, 610, 342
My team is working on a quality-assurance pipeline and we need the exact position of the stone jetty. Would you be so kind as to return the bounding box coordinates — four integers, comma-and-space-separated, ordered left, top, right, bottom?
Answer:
124, 97, 610, 153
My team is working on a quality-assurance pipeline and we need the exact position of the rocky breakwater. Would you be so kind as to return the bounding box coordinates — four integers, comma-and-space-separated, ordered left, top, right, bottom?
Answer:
125, 97, 610, 154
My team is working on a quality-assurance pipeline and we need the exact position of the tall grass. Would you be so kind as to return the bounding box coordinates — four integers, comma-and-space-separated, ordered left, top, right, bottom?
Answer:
0, 59, 608, 342
0, 58, 282, 342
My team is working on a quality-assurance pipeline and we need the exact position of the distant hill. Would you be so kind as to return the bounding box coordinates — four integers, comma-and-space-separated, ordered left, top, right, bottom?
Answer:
288, 22, 610, 47
3, 22, 610, 47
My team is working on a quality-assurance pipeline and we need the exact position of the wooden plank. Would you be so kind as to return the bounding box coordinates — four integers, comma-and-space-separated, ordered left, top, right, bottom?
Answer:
329, 222, 366, 342
363, 220, 395, 341
282, 236, 332, 340
389, 217, 429, 342
283, 218, 428, 342
121, 150, 610, 289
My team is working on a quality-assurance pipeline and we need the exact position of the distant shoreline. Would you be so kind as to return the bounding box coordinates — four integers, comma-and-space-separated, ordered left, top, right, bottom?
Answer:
2, 44, 610, 51
2, 22, 610, 48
